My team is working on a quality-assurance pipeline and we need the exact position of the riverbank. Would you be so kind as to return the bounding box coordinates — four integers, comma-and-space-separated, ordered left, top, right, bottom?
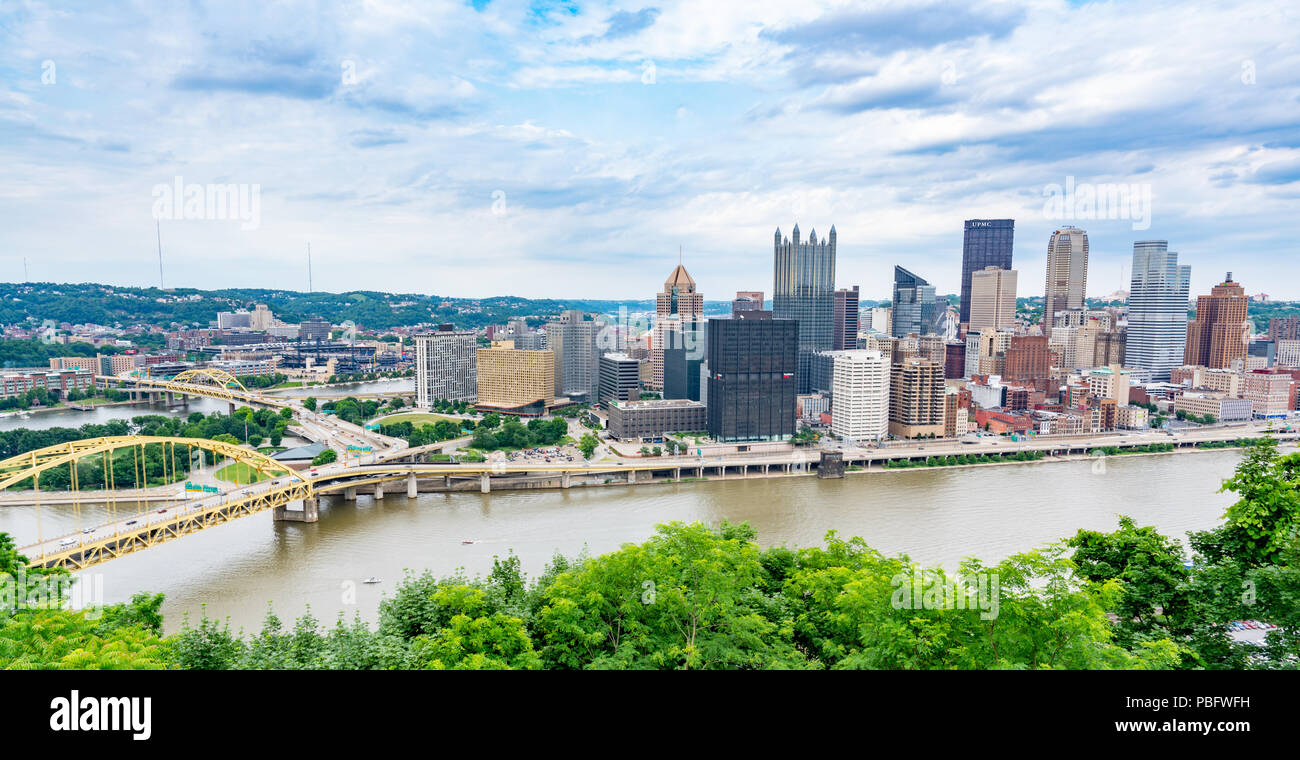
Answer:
0, 398, 152, 420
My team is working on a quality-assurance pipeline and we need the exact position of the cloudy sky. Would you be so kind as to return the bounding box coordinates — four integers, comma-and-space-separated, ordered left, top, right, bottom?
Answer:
2, 0, 1298, 301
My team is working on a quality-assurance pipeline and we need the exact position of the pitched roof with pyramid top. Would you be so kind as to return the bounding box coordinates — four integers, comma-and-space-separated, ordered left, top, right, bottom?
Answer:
664, 264, 696, 291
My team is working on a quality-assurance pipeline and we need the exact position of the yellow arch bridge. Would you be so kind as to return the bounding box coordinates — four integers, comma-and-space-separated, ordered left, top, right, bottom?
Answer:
1, 435, 699, 572
96, 367, 274, 407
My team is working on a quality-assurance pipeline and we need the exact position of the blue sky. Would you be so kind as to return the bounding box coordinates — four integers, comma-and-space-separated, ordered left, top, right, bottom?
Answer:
2, 0, 1298, 301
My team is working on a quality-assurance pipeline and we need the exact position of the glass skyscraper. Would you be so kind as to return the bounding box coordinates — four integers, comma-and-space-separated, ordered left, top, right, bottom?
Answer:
891, 266, 940, 337
1127, 240, 1191, 382
705, 311, 797, 442
959, 219, 1015, 324
773, 224, 836, 394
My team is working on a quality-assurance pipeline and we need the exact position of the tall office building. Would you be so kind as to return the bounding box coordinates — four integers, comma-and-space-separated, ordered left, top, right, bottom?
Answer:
663, 318, 706, 401
414, 325, 477, 406
959, 219, 1015, 325
889, 357, 946, 438
773, 224, 836, 393
833, 286, 860, 351
732, 291, 764, 314
653, 264, 705, 390
1185, 273, 1249, 369
548, 309, 599, 401
968, 266, 1018, 332
1127, 241, 1191, 382
830, 350, 890, 442
891, 266, 940, 338
598, 352, 641, 404
706, 311, 797, 442
1043, 226, 1089, 324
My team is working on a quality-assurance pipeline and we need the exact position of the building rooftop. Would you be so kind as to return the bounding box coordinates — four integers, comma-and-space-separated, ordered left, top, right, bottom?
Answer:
610, 398, 705, 410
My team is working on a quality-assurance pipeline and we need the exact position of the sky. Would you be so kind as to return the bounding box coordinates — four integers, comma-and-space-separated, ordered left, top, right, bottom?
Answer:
1, 0, 1298, 302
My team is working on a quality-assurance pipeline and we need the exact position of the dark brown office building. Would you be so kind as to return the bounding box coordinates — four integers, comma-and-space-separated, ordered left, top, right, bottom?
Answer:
944, 341, 966, 379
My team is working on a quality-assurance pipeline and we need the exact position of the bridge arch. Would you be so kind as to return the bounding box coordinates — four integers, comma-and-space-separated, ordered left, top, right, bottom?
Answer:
0, 435, 300, 492
170, 368, 249, 393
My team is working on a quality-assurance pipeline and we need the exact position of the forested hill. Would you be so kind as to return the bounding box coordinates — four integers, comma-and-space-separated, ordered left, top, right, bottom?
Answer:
0, 283, 731, 331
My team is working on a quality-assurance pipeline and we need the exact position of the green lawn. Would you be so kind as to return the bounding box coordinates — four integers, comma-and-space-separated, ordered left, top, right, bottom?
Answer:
373, 412, 463, 426
214, 462, 274, 485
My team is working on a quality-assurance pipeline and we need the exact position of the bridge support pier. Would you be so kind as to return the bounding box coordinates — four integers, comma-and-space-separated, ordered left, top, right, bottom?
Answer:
674, 468, 681, 482
480, 474, 491, 493
561, 473, 571, 489
273, 497, 319, 523
228, 402, 236, 415
344, 487, 356, 501
407, 473, 417, 498
444, 476, 451, 489
374, 482, 384, 500
627, 469, 637, 485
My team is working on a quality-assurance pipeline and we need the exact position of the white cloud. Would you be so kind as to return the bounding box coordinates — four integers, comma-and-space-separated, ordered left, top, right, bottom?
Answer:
0, 0, 1298, 301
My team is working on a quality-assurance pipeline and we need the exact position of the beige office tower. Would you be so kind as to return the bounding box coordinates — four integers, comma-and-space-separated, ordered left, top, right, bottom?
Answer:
965, 328, 1012, 377
888, 357, 946, 438
652, 264, 704, 389
1043, 226, 1089, 325
968, 266, 1018, 332
475, 346, 555, 414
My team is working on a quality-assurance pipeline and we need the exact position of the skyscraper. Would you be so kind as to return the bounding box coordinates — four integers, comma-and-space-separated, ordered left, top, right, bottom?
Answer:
1043, 226, 1089, 324
833, 286, 860, 351
773, 224, 836, 393
598, 352, 641, 404
830, 350, 889, 442
891, 266, 939, 338
1127, 240, 1191, 382
548, 309, 600, 401
889, 357, 946, 439
959, 219, 1014, 325
414, 325, 477, 406
706, 310, 797, 442
1185, 273, 1249, 369
968, 266, 1018, 332
653, 263, 704, 390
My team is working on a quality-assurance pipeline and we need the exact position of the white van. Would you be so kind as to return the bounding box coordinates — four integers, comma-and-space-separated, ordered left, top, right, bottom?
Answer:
59, 537, 77, 548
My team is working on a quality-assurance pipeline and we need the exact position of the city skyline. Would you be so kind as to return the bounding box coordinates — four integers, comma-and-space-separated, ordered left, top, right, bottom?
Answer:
2, 1, 1298, 300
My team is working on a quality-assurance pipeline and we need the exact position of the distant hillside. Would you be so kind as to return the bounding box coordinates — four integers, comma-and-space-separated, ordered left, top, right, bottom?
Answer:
0, 282, 729, 332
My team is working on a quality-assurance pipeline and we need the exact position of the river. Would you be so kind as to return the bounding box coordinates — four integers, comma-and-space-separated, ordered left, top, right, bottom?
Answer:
0, 446, 1261, 633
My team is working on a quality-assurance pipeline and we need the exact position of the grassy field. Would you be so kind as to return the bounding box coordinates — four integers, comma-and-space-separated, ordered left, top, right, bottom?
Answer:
214, 462, 273, 485
372, 412, 464, 427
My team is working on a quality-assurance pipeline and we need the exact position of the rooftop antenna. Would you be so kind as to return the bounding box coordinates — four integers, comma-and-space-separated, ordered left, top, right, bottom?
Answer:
679, 245, 682, 266
156, 221, 164, 289
23, 257, 28, 282
307, 242, 313, 293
